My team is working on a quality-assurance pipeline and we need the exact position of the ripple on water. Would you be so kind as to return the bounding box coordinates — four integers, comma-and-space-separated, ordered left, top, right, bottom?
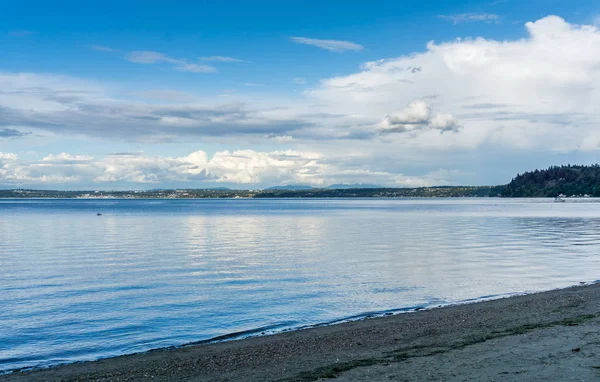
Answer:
3, 198, 600, 372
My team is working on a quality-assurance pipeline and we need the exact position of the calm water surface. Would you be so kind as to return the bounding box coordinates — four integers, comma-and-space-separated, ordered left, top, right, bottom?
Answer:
2, 198, 600, 372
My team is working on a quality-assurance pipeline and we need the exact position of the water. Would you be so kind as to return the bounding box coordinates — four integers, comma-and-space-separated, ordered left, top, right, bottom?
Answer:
2, 198, 600, 372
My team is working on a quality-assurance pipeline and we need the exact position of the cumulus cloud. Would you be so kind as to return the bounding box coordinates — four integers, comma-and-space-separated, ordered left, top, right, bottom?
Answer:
0, 153, 16, 182
290, 37, 364, 52
429, 113, 460, 132
126, 51, 216, 73
9, 15, 600, 151
0, 149, 457, 187
2, 150, 325, 185
377, 100, 460, 133
0, 151, 91, 184
42, 153, 94, 162
5, 15, 600, 187
309, 15, 600, 151
379, 100, 430, 131
0, 152, 17, 161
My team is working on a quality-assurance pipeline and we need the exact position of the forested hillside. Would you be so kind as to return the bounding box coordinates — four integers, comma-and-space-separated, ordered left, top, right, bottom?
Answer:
502, 165, 600, 197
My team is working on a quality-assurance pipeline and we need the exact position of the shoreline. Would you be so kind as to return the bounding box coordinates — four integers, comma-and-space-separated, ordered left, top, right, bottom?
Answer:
4, 283, 600, 381
0, 289, 542, 376
0, 294, 499, 375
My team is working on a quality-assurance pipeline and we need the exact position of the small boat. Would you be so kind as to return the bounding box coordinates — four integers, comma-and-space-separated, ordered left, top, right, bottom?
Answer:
554, 196, 565, 203
97, 213, 102, 216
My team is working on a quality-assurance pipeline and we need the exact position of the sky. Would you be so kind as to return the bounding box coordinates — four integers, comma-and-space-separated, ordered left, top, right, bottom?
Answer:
2, 0, 600, 189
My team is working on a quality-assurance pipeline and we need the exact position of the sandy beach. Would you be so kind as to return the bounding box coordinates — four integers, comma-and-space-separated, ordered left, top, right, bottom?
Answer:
3, 283, 600, 381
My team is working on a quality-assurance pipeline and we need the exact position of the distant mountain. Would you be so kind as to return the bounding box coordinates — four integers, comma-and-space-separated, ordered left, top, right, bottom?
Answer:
265, 184, 383, 190
502, 164, 600, 197
265, 185, 315, 190
327, 183, 383, 189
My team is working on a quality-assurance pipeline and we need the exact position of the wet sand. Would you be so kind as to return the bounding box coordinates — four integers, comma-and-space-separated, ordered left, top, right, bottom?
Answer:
3, 283, 600, 381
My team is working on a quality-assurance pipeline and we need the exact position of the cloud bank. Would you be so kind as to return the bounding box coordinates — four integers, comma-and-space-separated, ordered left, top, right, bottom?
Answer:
3, 16, 600, 186
309, 15, 600, 152
0, 150, 454, 188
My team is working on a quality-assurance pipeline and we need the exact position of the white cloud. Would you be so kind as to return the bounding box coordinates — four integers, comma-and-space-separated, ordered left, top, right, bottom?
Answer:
5, 16, 600, 187
438, 13, 500, 24
377, 100, 460, 133
0, 153, 16, 181
42, 153, 93, 162
206, 150, 322, 184
429, 113, 460, 132
290, 37, 364, 52
126, 51, 216, 73
200, 56, 246, 62
5, 150, 323, 185
379, 99, 431, 131
0, 152, 17, 161
308, 15, 600, 151
4, 16, 600, 155
0, 150, 456, 187
0, 151, 91, 184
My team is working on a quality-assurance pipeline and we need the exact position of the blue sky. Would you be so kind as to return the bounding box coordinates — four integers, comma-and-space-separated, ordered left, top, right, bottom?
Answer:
1, 0, 600, 189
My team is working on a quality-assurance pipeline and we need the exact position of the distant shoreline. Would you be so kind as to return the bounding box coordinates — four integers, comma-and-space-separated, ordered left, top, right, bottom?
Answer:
1, 195, 597, 200
0, 186, 505, 199
4, 164, 600, 199
4, 282, 600, 381
0, 196, 502, 199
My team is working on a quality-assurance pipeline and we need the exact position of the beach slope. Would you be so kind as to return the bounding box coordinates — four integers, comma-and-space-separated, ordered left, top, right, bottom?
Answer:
3, 283, 600, 381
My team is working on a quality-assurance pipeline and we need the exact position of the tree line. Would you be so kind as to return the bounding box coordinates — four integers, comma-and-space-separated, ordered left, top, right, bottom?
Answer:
502, 164, 600, 197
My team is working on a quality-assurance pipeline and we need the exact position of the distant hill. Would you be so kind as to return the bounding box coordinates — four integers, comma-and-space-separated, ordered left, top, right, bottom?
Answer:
265, 184, 383, 190
327, 183, 383, 189
265, 185, 315, 190
0, 185, 504, 198
502, 165, 600, 197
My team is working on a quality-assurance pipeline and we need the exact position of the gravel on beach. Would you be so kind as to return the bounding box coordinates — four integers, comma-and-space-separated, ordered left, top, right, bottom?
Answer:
4, 283, 600, 381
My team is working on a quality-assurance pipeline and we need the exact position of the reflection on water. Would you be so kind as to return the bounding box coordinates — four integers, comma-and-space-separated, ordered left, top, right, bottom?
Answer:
2, 198, 600, 372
